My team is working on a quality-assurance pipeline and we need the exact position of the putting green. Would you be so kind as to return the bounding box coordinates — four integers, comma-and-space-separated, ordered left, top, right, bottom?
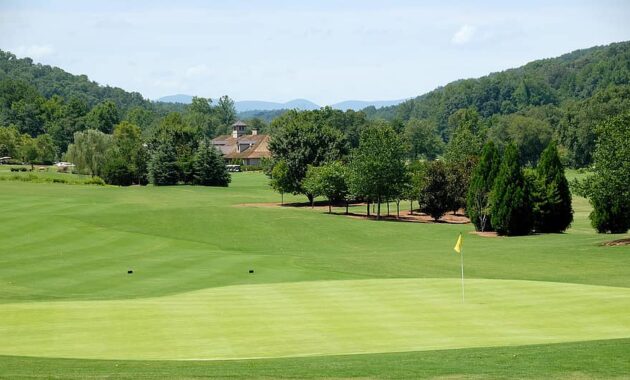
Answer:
2, 278, 629, 360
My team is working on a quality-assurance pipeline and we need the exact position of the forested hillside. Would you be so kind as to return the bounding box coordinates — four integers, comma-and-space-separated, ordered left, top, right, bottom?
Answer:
0, 50, 240, 156
1, 42, 629, 168
363, 41, 630, 166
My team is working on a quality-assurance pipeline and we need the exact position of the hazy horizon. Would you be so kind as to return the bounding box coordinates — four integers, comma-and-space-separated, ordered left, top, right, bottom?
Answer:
1, 0, 629, 104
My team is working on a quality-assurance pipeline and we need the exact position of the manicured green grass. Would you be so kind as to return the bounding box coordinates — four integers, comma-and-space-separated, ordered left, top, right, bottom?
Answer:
1, 339, 629, 379
2, 279, 629, 360
0, 171, 628, 377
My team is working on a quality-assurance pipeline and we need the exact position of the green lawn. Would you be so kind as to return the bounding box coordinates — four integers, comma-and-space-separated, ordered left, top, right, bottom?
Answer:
0, 171, 628, 378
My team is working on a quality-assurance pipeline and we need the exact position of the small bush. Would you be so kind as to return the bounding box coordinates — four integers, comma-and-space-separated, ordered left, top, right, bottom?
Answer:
84, 176, 106, 186
241, 165, 263, 172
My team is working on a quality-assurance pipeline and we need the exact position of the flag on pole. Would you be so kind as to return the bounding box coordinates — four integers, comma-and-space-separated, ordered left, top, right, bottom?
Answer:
454, 233, 463, 253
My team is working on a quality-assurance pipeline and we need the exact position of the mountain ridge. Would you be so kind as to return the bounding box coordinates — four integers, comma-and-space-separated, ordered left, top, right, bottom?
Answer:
157, 95, 406, 112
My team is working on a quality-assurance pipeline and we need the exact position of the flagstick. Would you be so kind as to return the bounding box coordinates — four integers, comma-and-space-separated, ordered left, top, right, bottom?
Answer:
460, 247, 465, 304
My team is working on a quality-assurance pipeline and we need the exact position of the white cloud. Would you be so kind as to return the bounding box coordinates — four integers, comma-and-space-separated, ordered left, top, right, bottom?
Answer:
451, 25, 476, 45
14, 44, 55, 59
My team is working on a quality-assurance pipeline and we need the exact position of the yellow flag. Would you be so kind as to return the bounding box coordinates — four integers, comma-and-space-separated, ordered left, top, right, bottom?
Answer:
454, 233, 463, 253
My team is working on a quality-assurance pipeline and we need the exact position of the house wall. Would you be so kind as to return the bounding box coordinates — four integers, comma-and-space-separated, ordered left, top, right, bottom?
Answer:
246, 158, 261, 166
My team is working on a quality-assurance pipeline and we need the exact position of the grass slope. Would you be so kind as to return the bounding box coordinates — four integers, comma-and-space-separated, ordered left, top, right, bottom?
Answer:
2, 339, 629, 379
0, 171, 628, 377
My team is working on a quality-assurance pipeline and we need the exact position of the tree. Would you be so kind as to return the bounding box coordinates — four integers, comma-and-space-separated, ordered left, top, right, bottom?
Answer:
404, 118, 444, 160
532, 141, 573, 232
85, 100, 120, 134
349, 124, 407, 219
0, 125, 22, 158
419, 160, 451, 221
215, 95, 236, 134
487, 114, 552, 166
268, 113, 347, 201
185, 97, 216, 137
446, 156, 477, 214
467, 141, 501, 231
148, 138, 179, 186
189, 96, 213, 115
444, 108, 484, 163
302, 162, 349, 213
20, 137, 39, 170
113, 121, 147, 185
124, 106, 155, 131
577, 113, 630, 233
65, 129, 113, 177
102, 151, 134, 186
269, 160, 291, 204
149, 112, 200, 183
490, 144, 533, 236
404, 161, 428, 214
33, 134, 57, 164
99, 121, 147, 186
192, 139, 230, 187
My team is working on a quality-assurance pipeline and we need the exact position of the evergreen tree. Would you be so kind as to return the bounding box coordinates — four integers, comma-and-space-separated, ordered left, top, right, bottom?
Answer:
192, 139, 230, 187
532, 141, 573, 232
466, 141, 501, 231
490, 144, 533, 236
148, 139, 179, 186
419, 160, 450, 221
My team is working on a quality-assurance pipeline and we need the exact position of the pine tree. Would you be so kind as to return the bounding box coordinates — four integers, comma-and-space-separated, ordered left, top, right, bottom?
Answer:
466, 141, 501, 231
532, 141, 573, 232
192, 140, 230, 187
490, 144, 533, 236
148, 139, 179, 185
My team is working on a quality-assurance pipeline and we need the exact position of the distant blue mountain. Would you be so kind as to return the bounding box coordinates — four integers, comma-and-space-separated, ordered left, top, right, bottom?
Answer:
235, 99, 320, 112
156, 95, 405, 112
330, 99, 406, 111
157, 94, 193, 104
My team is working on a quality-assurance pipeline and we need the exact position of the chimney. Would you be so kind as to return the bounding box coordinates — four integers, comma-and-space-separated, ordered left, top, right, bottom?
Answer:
251, 128, 258, 136
232, 129, 239, 138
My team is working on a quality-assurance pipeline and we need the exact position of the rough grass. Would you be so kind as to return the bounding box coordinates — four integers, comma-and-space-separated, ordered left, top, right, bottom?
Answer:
1, 339, 629, 379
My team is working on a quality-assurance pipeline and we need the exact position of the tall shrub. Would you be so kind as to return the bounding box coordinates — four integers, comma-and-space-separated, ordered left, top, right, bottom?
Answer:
192, 140, 230, 187
532, 141, 573, 232
490, 144, 533, 236
466, 141, 501, 231
148, 139, 179, 186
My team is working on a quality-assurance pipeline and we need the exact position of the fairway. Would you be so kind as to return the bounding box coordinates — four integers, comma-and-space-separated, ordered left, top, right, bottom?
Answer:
1, 172, 629, 376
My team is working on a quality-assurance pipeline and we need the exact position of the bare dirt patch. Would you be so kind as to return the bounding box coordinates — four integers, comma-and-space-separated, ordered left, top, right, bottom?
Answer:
601, 238, 630, 247
469, 231, 500, 238
236, 202, 470, 224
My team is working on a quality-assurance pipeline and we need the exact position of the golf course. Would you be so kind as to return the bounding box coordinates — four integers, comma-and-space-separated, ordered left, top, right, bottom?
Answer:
1, 171, 629, 378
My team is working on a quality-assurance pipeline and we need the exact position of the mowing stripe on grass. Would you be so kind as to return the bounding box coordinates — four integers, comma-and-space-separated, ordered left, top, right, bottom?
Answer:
1, 278, 629, 360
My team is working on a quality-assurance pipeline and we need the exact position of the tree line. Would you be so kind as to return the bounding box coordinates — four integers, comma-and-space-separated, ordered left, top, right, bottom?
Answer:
267, 109, 629, 235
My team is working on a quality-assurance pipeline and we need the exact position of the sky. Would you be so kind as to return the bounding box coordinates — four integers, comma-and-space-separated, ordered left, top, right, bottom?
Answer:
1, 0, 629, 105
